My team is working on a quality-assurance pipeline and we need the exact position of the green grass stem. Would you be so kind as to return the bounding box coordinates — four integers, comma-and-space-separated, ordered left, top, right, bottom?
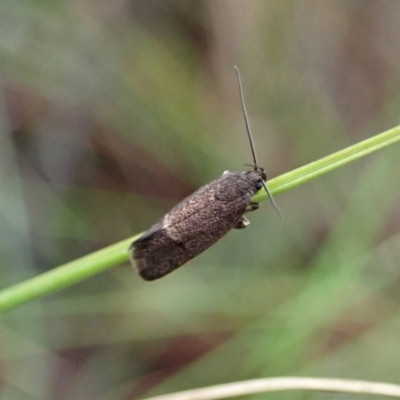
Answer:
254, 123, 400, 202
0, 124, 400, 313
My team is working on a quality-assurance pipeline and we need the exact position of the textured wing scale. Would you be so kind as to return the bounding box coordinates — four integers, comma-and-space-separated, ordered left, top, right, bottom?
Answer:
131, 172, 258, 280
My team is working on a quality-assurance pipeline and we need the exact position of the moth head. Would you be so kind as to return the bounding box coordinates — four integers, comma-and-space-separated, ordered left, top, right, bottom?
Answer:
245, 166, 282, 218
245, 168, 266, 192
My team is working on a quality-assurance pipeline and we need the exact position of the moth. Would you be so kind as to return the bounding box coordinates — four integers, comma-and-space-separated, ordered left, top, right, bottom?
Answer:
130, 67, 281, 281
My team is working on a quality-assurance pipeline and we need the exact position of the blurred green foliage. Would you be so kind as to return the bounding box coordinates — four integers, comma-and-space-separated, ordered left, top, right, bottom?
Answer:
1, 1, 400, 399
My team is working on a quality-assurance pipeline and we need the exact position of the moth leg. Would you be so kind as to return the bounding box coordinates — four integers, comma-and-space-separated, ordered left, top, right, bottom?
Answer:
245, 202, 259, 213
234, 215, 250, 229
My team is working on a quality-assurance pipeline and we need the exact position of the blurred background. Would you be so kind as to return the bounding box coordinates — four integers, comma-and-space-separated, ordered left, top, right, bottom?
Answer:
1, 1, 400, 399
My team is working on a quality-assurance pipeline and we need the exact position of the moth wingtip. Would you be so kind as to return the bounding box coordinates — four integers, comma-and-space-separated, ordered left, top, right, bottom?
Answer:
128, 245, 160, 282
134, 259, 164, 281
128, 229, 182, 281
138, 268, 160, 281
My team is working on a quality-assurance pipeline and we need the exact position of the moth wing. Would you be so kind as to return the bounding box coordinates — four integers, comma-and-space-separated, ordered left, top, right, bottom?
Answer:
131, 228, 188, 280
132, 175, 252, 280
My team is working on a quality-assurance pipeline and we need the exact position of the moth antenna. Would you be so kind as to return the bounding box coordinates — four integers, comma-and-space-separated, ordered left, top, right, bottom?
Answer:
234, 66, 282, 218
234, 66, 258, 168
262, 181, 282, 219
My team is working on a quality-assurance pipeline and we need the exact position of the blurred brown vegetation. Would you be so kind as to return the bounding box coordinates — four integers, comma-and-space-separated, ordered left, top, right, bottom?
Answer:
1, 1, 400, 399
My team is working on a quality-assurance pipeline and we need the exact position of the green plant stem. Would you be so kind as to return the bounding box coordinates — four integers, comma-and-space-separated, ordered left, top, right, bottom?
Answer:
0, 125, 400, 313
254, 123, 400, 202
0, 238, 136, 313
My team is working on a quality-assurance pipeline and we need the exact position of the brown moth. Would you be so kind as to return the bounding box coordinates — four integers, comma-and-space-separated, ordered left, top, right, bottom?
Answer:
129, 67, 280, 281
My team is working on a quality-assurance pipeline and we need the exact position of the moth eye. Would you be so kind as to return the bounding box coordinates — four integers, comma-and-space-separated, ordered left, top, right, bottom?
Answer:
255, 179, 263, 190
